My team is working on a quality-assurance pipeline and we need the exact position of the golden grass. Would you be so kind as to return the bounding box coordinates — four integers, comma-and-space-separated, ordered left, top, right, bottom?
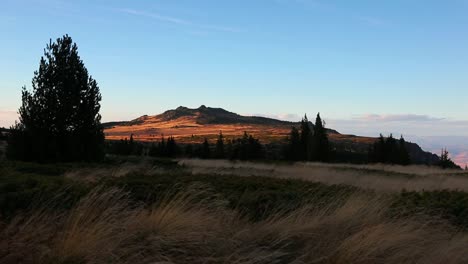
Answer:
180, 159, 468, 192
103, 116, 375, 144
1, 186, 468, 264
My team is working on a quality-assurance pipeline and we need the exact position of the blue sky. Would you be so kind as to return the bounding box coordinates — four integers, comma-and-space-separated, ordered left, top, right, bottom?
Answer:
1, 0, 468, 140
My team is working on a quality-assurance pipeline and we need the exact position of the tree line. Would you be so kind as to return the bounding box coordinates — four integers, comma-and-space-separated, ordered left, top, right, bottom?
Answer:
368, 134, 411, 165
283, 114, 330, 162
107, 131, 265, 160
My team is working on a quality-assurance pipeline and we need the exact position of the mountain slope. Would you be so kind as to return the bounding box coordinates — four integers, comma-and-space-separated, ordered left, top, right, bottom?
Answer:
103, 105, 438, 164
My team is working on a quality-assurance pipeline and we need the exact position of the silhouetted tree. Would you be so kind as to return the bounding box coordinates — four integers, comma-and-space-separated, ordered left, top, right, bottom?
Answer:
300, 115, 313, 160
7, 35, 104, 162
201, 138, 211, 159
369, 134, 411, 165
398, 136, 411, 165
184, 144, 194, 158
215, 132, 225, 159
438, 148, 459, 169
165, 136, 178, 157
148, 143, 158, 157
230, 132, 264, 160
147, 135, 178, 158
312, 113, 330, 162
285, 127, 301, 161
106, 134, 144, 156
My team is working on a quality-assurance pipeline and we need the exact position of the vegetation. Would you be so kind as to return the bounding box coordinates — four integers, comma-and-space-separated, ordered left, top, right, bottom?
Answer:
368, 134, 411, 165
285, 113, 330, 162
438, 148, 460, 169
6, 35, 104, 162
107, 134, 144, 156
1, 159, 468, 263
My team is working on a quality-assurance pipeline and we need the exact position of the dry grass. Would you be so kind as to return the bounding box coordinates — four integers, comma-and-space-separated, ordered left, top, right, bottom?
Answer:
180, 159, 468, 192
1, 186, 468, 264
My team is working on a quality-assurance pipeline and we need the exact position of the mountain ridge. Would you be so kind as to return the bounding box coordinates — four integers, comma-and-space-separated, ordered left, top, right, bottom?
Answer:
103, 105, 439, 165
104, 105, 339, 133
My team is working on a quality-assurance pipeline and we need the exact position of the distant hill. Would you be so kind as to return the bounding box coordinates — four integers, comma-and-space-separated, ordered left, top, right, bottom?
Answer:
105, 105, 320, 127
103, 105, 439, 165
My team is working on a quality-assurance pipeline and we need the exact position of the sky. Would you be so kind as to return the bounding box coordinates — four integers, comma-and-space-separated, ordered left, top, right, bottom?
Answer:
1, 0, 468, 161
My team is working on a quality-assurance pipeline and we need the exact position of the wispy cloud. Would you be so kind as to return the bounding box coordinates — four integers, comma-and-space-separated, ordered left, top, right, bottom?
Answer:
273, 0, 389, 27
117, 8, 243, 33
355, 15, 389, 26
355, 114, 445, 122
118, 8, 191, 25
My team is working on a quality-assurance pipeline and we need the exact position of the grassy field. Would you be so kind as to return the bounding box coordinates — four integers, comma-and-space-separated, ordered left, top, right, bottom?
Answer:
1, 157, 468, 263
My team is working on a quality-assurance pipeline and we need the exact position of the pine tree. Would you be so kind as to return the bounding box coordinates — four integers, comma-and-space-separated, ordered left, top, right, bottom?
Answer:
369, 134, 411, 165
312, 113, 330, 162
184, 144, 194, 158
165, 136, 178, 157
386, 134, 399, 164
215, 131, 225, 159
437, 148, 458, 169
300, 115, 313, 160
158, 135, 166, 156
285, 127, 301, 161
370, 134, 385, 164
7, 35, 104, 162
398, 136, 411, 165
201, 138, 211, 159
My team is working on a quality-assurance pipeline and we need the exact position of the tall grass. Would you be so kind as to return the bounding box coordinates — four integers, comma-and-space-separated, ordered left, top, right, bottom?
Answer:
180, 159, 468, 192
1, 186, 467, 264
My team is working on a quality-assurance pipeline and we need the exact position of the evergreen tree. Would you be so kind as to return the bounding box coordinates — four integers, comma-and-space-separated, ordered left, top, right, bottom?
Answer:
312, 113, 330, 162
184, 144, 194, 158
368, 134, 411, 165
215, 131, 225, 159
398, 136, 411, 165
7, 35, 104, 162
300, 115, 313, 160
158, 136, 166, 156
437, 148, 459, 169
165, 136, 178, 157
201, 138, 211, 159
285, 127, 301, 161
385, 134, 399, 164
247, 134, 264, 160
148, 143, 158, 157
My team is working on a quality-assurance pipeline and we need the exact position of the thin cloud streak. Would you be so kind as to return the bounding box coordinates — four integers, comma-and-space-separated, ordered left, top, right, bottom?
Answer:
273, 0, 389, 27
354, 114, 445, 122
354, 15, 389, 26
118, 8, 191, 25
117, 8, 243, 33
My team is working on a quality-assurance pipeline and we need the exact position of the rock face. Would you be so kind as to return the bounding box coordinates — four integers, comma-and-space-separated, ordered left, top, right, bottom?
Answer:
103, 105, 440, 165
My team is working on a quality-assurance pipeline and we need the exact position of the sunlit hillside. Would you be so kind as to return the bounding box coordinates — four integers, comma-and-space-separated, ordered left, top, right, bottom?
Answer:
104, 106, 380, 144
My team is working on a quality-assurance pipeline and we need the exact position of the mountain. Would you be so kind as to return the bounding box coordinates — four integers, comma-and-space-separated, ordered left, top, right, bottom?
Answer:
103, 105, 439, 164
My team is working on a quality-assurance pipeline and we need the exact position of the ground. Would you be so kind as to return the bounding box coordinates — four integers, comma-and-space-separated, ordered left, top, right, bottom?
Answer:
1, 157, 468, 263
